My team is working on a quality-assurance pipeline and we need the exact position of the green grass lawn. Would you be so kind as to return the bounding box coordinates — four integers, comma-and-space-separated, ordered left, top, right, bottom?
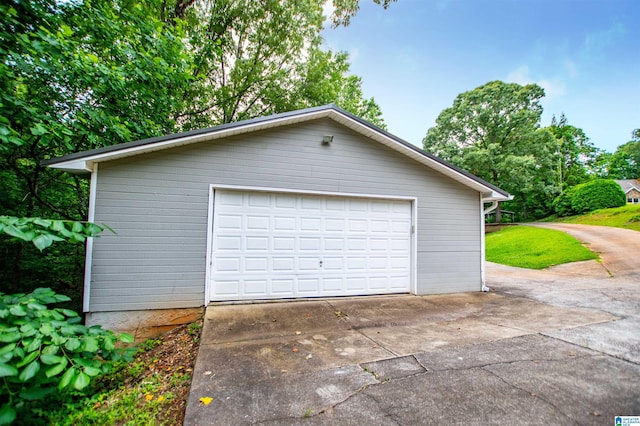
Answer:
486, 225, 598, 269
554, 203, 640, 232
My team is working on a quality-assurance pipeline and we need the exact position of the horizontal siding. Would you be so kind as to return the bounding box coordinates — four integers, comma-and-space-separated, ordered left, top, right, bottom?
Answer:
89, 119, 482, 311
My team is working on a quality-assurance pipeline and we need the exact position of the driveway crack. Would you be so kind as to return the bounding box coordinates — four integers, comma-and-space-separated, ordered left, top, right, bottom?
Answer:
481, 365, 578, 424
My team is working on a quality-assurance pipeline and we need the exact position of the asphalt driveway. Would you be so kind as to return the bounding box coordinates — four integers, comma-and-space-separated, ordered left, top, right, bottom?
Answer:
185, 224, 640, 425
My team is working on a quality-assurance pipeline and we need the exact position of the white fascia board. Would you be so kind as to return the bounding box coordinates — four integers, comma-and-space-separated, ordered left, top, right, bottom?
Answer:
49, 110, 334, 172
49, 159, 95, 173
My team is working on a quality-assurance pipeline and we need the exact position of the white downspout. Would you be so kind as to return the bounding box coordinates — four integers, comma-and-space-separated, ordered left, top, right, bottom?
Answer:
480, 199, 499, 292
484, 200, 499, 216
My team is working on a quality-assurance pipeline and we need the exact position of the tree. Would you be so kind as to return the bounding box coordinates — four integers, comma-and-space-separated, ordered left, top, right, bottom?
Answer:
0, 0, 197, 298
327, 0, 397, 26
1, 0, 387, 301
547, 114, 598, 190
170, 0, 386, 129
289, 48, 386, 128
607, 129, 640, 179
423, 81, 557, 220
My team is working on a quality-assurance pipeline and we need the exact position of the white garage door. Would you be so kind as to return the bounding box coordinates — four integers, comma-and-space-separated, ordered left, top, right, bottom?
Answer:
210, 189, 412, 301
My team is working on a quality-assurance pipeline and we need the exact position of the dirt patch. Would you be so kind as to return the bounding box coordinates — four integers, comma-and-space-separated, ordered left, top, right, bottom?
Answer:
98, 320, 202, 425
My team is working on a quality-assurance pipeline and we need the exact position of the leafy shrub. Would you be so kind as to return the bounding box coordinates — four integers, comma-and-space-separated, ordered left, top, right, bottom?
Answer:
552, 186, 579, 217
0, 216, 106, 251
0, 288, 135, 425
571, 179, 626, 215
553, 180, 626, 217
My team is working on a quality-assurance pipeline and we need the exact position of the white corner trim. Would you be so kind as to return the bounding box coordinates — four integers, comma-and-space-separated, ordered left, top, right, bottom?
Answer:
480, 194, 489, 292
83, 164, 98, 312
203, 185, 216, 307
411, 197, 418, 295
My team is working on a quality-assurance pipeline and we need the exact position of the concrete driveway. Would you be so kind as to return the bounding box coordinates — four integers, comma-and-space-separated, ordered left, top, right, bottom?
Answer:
184, 224, 640, 425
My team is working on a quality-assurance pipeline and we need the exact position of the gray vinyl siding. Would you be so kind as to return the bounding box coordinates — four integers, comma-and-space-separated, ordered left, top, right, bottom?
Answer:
89, 118, 481, 311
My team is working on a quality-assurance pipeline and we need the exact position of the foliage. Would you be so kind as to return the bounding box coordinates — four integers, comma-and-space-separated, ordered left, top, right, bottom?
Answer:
1, 0, 388, 303
0, 288, 135, 424
0, 216, 106, 251
547, 114, 599, 189
327, 0, 397, 27
486, 226, 598, 269
0, 0, 197, 302
607, 139, 640, 179
44, 322, 201, 426
570, 179, 626, 215
551, 186, 579, 217
174, 0, 386, 129
554, 180, 626, 216
423, 80, 557, 219
554, 203, 640, 232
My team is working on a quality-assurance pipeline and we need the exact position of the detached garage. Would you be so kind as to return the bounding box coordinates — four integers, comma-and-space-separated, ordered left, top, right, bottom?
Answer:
44, 104, 509, 330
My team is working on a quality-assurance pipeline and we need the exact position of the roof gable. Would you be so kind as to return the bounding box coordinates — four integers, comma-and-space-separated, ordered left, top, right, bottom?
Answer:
615, 179, 640, 194
43, 104, 510, 201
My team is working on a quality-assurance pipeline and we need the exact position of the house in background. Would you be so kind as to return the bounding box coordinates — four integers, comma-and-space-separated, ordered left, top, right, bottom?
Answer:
43, 105, 510, 336
615, 179, 640, 204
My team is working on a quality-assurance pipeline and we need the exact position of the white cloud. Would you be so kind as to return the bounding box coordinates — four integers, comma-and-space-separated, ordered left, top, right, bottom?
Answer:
322, 1, 336, 23
563, 60, 578, 79
583, 23, 625, 57
505, 65, 532, 86
505, 66, 566, 100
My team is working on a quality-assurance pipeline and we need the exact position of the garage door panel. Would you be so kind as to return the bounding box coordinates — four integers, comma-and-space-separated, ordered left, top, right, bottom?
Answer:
211, 190, 412, 301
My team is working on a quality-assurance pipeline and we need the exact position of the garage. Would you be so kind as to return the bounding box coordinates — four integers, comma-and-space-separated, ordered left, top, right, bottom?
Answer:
209, 189, 414, 301
44, 104, 510, 331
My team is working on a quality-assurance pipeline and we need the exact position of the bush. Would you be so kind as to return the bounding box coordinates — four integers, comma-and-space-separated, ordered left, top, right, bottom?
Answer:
0, 288, 135, 425
553, 180, 626, 217
552, 186, 579, 217
571, 180, 626, 215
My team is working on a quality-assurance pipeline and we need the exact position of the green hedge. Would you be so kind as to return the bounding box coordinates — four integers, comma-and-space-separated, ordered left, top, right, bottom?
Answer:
553, 179, 626, 217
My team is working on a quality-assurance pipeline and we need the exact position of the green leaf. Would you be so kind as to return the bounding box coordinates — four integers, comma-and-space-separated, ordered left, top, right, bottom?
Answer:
25, 337, 42, 353
41, 344, 60, 355
60, 308, 79, 318
83, 336, 99, 353
59, 366, 76, 390
103, 336, 115, 351
0, 343, 16, 357
40, 353, 63, 365
39, 323, 54, 335
26, 302, 46, 311
119, 333, 135, 343
30, 123, 48, 136
73, 371, 90, 390
18, 360, 40, 382
65, 338, 81, 351
9, 305, 27, 316
45, 358, 68, 378
16, 350, 38, 368
0, 331, 20, 343
0, 404, 17, 425
33, 218, 51, 227
83, 366, 101, 377
0, 363, 18, 377
32, 233, 54, 251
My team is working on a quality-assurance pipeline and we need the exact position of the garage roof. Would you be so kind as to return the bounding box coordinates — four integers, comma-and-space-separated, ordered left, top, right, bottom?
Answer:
42, 104, 510, 201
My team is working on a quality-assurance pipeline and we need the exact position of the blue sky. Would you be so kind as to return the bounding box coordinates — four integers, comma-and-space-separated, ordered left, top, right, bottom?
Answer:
322, 0, 640, 153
